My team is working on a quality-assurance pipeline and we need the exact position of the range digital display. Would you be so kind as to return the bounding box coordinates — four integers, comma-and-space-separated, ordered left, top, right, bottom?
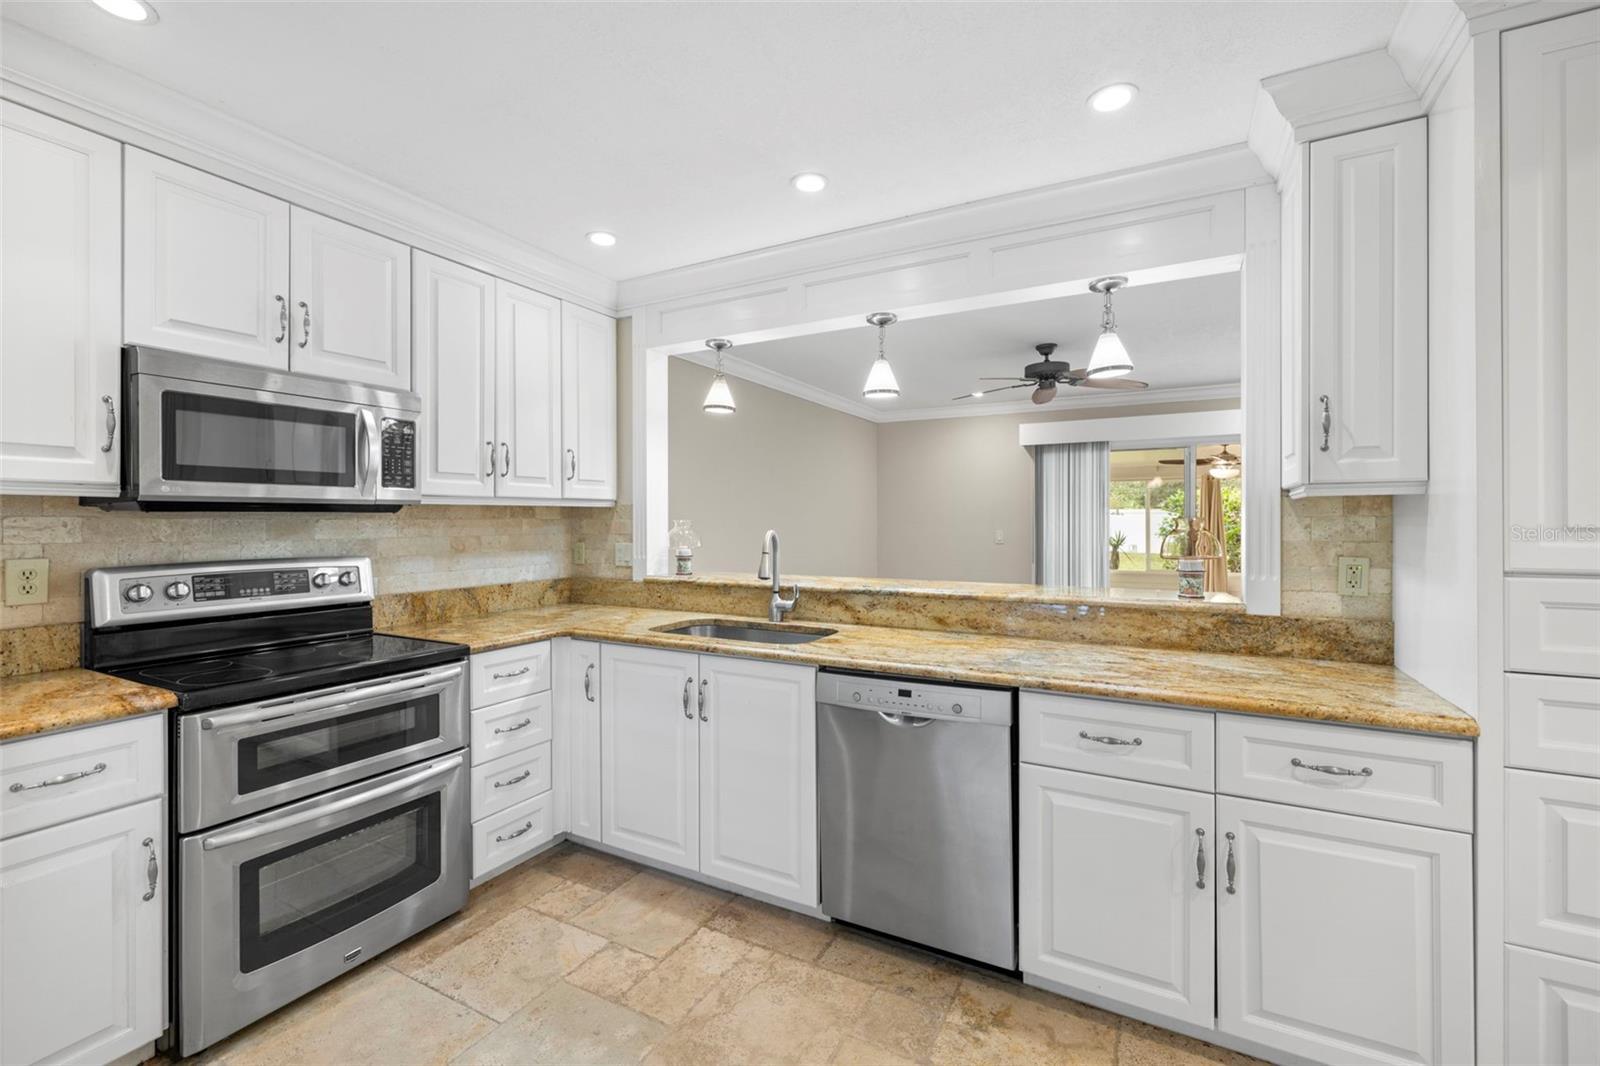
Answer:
192, 569, 311, 602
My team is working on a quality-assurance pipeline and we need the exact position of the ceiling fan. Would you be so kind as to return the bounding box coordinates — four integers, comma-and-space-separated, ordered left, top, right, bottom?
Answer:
1158, 445, 1242, 479
953, 342, 1149, 405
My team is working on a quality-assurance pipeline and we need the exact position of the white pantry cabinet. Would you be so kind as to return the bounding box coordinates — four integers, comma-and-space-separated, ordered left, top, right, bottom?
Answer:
288, 208, 411, 389
1019, 764, 1214, 1029
565, 639, 603, 843
0, 103, 123, 495
599, 644, 818, 906
124, 148, 291, 370
1216, 795, 1474, 1066
1284, 118, 1428, 498
560, 303, 618, 500
1502, 10, 1600, 575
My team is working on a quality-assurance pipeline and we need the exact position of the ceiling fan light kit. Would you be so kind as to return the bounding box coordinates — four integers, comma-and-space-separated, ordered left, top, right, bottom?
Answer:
862, 312, 902, 399
702, 338, 737, 414
1086, 275, 1134, 378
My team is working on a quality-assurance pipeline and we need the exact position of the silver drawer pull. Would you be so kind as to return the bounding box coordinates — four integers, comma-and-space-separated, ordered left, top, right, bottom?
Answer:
492, 666, 531, 680
493, 718, 533, 735
495, 821, 533, 843
9, 762, 107, 792
583, 662, 595, 702
142, 837, 159, 902
1195, 828, 1207, 890
1079, 730, 1141, 747
1291, 757, 1372, 778
492, 768, 533, 789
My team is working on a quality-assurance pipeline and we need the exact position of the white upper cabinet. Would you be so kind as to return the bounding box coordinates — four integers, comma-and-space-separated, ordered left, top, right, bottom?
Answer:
495, 280, 564, 499
288, 208, 410, 389
561, 303, 617, 500
1503, 10, 1600, 575
0, 103, 122, 495
1284, 118, 1428, 497
413, 251, 496, 499
600, 643, 700, 872
124, 148, 290, 369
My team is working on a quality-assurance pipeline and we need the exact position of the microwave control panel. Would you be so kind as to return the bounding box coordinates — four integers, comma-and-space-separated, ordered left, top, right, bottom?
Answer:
381, 418, 416, 489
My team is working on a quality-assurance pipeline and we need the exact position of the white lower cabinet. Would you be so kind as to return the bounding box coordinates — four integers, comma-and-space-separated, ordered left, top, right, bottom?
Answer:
1216, 795, 1474, 1066
1, 796, 165, 1066
468, 642, 556, 881
1018, 764, 1214, 1028
1505, 944, 1600, 1066
599, 644, 818, 906
565, 639, 602, 843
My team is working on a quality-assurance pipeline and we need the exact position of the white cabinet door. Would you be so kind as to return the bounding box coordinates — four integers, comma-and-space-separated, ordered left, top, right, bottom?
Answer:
1506, 944, 1600, 1066
567, 639, 603, 843
1304, 118, 1428, 491
1507, 769, 1600, 964
1217, 795, 1473, 1066
600, 643, 698, 872
0, 103, 122, 494
288, 208, 410, 389
1018, 764, 1214, 1029
0, 797, 163, 1066
697, 655, 817, 906
560, 303, 617, 500
124, 147, 290, 369
495, 281, 563, 499
412, 251, 495, 499
1503, 10, 1600, 574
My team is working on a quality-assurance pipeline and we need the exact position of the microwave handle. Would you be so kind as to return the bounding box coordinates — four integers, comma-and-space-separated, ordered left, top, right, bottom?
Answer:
358, 408, 379, 496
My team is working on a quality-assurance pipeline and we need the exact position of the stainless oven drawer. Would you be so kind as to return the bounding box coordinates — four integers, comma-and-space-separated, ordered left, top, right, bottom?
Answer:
178, 752, 468, 1056
177, 662, 466, 833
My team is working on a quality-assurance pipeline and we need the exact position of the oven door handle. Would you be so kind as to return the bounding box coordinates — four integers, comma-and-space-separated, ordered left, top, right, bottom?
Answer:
199, 753, 463, 851
199, 663, 464, 731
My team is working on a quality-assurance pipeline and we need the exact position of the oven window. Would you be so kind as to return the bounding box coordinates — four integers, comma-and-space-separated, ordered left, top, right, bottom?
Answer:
239, 795, 441, 973
237, 695, 442, 795
162, 392, 355, 487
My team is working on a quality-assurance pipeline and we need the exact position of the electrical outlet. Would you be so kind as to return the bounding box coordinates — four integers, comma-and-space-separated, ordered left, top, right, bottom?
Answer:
994, 529, 1006, 545
1338, 556, 1369, 597
614, 541, 632, 567
572, 541, 587, 566
4, 558, 49, 606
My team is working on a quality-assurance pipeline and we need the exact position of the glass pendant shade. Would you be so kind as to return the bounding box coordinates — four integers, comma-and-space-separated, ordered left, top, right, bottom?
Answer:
1209, 461, 1239, 480
862, 357, 900, 399
1087, 330, 1133, 378
703, 372, 736, 414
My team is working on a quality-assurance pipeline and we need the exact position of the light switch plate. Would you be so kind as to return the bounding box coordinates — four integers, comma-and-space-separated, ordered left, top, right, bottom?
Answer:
4, 558, 49, 605
614, 542, 632, 567
1338, 556, 1369, 597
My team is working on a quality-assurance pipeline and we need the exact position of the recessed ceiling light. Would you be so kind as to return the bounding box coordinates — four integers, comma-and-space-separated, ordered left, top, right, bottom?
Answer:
1088, 83, 1137, 113
791, 172, 828, 193
586, 231, 617, 247
91, 0, 157, 22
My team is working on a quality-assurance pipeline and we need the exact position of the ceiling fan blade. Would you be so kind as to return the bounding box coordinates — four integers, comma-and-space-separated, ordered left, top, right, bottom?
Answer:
1031, 382, 1058, 405
977, 377, 1034, 382
1076, 377, 1149, 390
949, 382, 1035, 400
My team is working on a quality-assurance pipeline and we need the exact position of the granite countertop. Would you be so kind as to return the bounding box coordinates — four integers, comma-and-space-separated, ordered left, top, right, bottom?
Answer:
0, 668, 177, 742
389, 605, 1478, 738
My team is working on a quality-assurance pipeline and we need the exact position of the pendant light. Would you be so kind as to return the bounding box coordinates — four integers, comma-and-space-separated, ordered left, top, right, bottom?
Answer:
1086, 276, 1133, 379
702, 338, 736, 414
862, 312, 901, 399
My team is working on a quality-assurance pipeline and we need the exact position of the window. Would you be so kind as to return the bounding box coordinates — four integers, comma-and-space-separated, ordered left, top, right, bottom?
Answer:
1108, 442, 1242, 594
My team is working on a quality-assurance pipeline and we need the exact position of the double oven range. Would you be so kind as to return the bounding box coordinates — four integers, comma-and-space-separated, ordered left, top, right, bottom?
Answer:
84, 557, 470, 1057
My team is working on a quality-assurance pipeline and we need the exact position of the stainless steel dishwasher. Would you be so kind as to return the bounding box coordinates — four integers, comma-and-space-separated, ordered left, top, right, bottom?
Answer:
817, 670, 1015, 969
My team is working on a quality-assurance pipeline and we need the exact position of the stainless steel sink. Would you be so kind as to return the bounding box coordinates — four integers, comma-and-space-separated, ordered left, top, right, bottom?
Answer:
656, 620, 837, 644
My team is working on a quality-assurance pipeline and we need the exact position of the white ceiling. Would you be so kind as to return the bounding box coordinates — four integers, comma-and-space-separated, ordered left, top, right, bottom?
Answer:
2, 1, 1404, 280
710, 271, 1239, 417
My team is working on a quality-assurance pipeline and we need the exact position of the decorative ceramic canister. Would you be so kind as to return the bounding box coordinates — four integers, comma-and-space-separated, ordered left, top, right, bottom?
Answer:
669, 519, 701, 576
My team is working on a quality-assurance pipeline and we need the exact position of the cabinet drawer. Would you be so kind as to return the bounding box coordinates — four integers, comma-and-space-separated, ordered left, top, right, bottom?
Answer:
1507, 576, 1600, 678
1216, 715, 1472, 831
1504, 944, 1600, 1066
471, 789, 554, 880
0, 715, 165, 839
1507, 769, 1600, 963
470, 691, 552, 765
1507, 673, 1600, 778
469, 742, 551, 821
470, 642, 551, 707
1021, 691, 1214, 791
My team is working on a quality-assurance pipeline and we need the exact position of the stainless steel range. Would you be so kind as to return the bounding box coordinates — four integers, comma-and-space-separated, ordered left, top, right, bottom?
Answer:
84, 558, 470, 1057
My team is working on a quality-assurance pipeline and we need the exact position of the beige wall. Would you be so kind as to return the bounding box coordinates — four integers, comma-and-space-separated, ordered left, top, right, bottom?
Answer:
668, 361, 879, 576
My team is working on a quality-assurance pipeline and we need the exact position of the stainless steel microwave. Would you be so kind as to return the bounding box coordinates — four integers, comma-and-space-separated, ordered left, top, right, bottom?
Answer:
103, 347, 420, 510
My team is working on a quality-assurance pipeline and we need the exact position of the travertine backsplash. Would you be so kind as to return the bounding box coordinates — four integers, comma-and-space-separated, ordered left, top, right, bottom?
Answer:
1280, 495, 1392, 620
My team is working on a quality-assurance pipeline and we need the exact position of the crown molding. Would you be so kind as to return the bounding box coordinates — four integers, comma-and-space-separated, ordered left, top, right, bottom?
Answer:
0, 23, 617, 313
1258, 49, 1424, 146
1245, 88, 1297, 187
1457, 0, 1594, 34
1389, 1, 1472, 110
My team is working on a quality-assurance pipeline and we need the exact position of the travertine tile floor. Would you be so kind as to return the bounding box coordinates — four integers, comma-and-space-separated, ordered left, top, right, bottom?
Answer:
171, 843, 1265, 1066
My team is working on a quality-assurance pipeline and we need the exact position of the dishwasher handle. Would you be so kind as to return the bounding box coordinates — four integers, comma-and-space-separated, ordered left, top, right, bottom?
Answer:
876, 710, 934, 728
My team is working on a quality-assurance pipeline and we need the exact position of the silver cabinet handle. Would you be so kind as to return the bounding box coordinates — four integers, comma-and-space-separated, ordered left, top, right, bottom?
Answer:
682, 677, 694, 719
298, 300, 312, 349
274, 294, 288, 343
1079, 730, 1141, 747
492, 666, 531, 680
1195, 828, 1207, 890
566, 448, 577, 481
485, 440, 495, 477
1225, 831, 1237, 894
495, 821, 533, 843
1318, 394, 1331, 452
9, 761, 107, 792
500, 442, 510, 477
583, 662, 595, 702
100, 395, 116, 453
492, 768, 533, 789
493, 718, 533, 735
699, 678, 709, 722
1291, 757, 1372, 778
142, 836, 159, 901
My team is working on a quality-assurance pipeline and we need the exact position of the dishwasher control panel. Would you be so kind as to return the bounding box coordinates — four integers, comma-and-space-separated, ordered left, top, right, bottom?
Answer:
817, 672, 1013, 725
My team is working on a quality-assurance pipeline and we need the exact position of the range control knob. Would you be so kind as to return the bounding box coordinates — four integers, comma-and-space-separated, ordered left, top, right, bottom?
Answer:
311, 571, 334, 589
852, 691, 862, 702
164, 581, 191, 601
123, 583, 153, 604
338, 570, 357, 587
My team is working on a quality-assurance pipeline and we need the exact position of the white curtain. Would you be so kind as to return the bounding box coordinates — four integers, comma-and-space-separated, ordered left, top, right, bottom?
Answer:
1035, 441, 1109, 588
